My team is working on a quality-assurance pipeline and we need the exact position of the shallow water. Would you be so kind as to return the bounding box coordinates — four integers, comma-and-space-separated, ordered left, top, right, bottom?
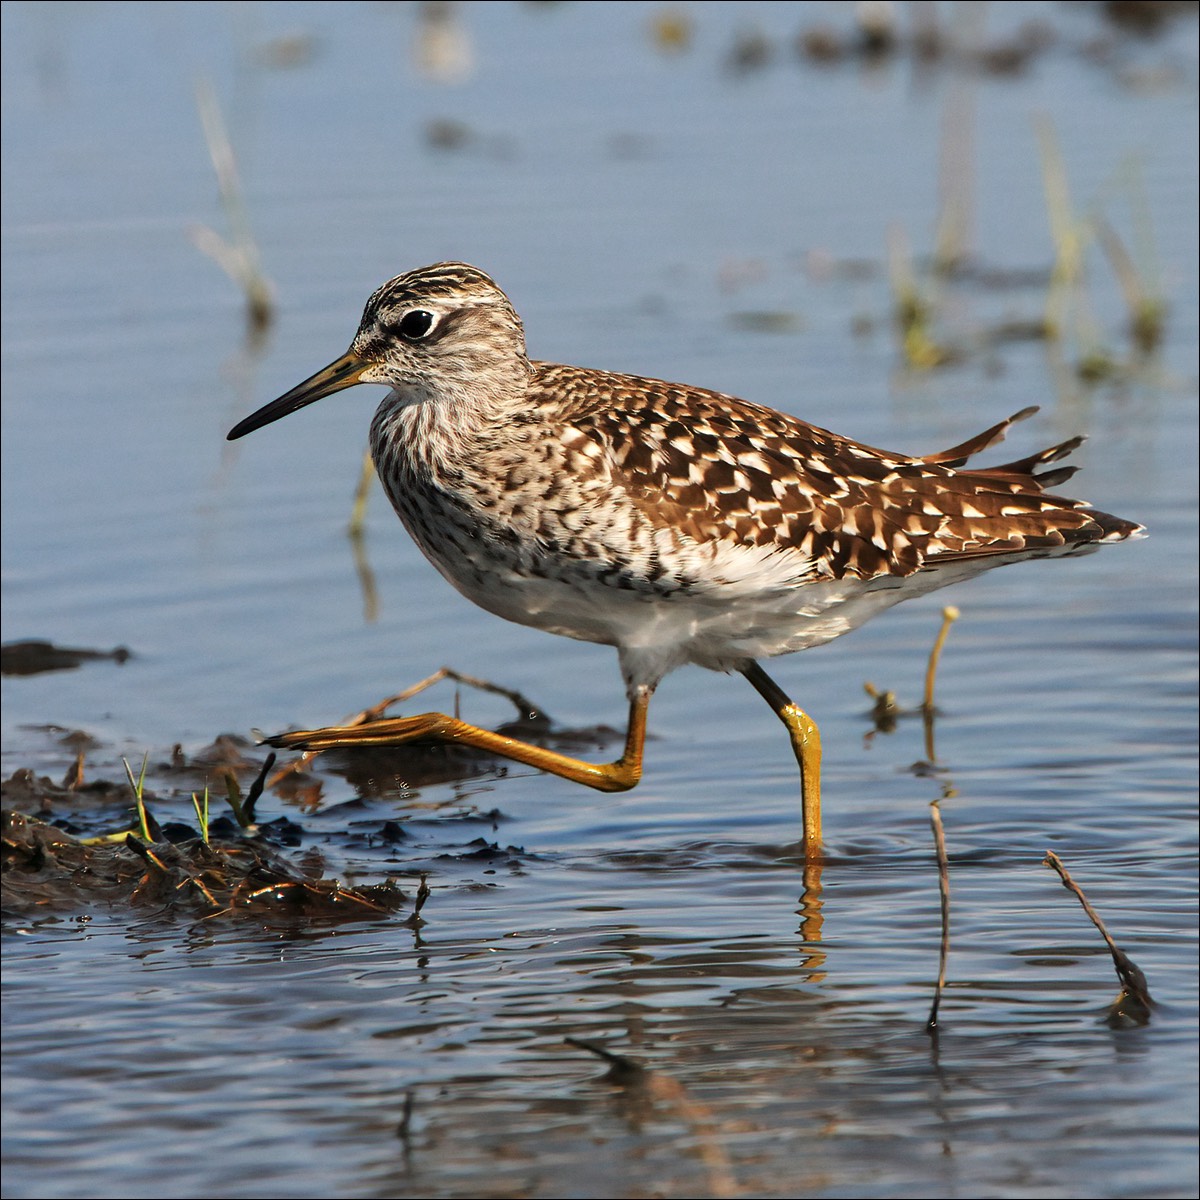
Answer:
2, 3, 1197, 1198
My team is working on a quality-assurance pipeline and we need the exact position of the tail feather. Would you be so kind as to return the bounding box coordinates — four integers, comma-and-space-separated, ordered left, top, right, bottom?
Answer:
971, 435, 1086, 490
1080, 507, 1147, 543
922, 406, 1040, 467
899, 418, 1146, 571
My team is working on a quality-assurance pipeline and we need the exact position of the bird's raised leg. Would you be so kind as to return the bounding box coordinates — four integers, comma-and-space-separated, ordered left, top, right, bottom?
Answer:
265, 685, 651, 794
741, 661, 823, 856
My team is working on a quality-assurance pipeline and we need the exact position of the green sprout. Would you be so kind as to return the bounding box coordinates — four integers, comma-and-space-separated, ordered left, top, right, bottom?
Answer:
192, 785, 211, 844
122, 752, 152, 842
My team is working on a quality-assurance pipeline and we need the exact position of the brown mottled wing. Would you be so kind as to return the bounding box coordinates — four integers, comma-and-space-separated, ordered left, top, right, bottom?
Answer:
538, 363, 1137, 582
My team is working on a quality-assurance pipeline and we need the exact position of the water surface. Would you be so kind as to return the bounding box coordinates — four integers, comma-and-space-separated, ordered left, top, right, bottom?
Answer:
2, 4, 1197, 1198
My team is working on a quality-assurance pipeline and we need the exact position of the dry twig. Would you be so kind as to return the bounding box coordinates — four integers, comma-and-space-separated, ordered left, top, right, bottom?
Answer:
1043, 850, 1153, 1026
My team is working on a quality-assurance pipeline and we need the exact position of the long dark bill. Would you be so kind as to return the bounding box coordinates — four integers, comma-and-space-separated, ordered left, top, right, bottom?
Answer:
227, 351, 369, 441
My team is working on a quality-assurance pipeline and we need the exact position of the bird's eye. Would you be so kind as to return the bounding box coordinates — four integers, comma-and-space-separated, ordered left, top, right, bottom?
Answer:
397, 309, 436, 341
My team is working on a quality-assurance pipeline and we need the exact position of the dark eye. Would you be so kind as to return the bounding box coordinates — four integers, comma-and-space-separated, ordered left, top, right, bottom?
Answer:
397, 309, 436, 341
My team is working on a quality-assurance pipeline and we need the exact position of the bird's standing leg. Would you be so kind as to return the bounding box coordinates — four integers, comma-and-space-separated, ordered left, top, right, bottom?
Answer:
741, 662, 823, 856
265, 685, 651, 794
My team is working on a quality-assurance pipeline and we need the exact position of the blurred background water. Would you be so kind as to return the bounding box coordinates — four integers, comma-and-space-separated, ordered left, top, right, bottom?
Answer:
2, 3, 1197, 1198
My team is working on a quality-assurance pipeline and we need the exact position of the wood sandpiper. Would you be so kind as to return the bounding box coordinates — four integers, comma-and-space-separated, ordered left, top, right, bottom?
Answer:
228, 262, 1144, 854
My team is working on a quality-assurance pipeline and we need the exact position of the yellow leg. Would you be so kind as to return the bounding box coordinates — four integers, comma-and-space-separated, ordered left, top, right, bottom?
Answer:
742, 662, 823, 856
266, 687, 651, 794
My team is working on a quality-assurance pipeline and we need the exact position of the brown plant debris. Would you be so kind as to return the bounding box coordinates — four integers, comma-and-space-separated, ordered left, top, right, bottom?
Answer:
2, 809, 407, 926
1043, 849, 1154, 1027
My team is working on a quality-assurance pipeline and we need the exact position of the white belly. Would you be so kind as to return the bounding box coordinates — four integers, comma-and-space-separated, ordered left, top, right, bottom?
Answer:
425, 533, 944, 692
